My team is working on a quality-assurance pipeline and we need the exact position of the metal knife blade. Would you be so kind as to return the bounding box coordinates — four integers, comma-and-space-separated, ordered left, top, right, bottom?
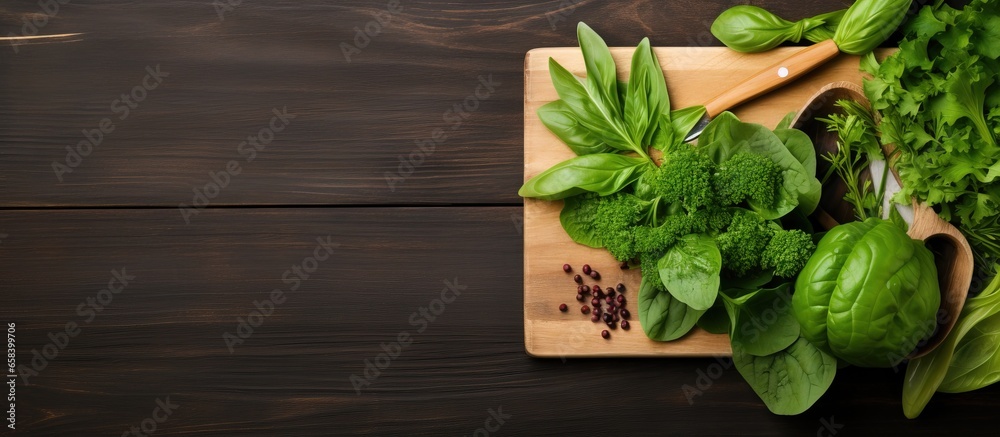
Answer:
683, 113, 712, 143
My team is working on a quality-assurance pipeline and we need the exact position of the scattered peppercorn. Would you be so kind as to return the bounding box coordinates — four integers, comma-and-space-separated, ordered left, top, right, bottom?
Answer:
561, 264, 633, 341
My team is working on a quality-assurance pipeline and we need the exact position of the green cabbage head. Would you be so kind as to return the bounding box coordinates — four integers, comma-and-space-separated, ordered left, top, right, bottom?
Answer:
793, 218, 940, 367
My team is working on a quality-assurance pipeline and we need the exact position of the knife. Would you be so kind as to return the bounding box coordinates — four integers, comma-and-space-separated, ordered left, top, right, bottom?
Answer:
684, 39, 841, 143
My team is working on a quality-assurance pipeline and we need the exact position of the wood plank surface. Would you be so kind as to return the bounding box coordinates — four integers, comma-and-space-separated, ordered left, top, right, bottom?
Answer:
524, 47, 876, 357
2, 208, 1000, 436
0, 0, 841, 207
3, 0, 995, 435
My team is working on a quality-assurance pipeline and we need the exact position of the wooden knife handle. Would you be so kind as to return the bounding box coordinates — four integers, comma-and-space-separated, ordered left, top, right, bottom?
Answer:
703, 39, 840, 118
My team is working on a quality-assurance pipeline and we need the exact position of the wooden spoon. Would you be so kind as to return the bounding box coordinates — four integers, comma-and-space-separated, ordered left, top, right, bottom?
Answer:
790, 82, 973, 360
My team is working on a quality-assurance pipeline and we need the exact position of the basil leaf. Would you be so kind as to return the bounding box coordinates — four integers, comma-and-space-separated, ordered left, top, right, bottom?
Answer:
538, 101, 611, 156
519, 154, 651, 200
803, 10, 846, 43
559, 195, 604, 248
733, 337, 837, 415
723, 284, 800, 357
833, 0, 912, 55
548, 58, 636, 152
699, 112, 822, 218
577, 22, 622, 118
671, 106, 707, 145
710, 5, 800, 53
638, 274, 706, 341
625, 38, 670, 147
657, 233, 722, 311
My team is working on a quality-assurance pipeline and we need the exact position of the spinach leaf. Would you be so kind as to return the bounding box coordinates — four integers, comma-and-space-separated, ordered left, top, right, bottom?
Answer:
559, 195, 604, 248
774, 128, 817, 176
699, 112, 822, 219
638, 274, 706, 341
723, 284, 800, 357
518, 154, 651, 200
538, 101, 611, 156
733, 337, 837, 415
670, 106, 707, 145
721, 270, 775, 291
697, 298, 730, 335
657, 233, 722, 311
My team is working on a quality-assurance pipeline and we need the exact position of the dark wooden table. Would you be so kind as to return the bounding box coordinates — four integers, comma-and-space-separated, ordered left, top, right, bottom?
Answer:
1, 1, 994, 435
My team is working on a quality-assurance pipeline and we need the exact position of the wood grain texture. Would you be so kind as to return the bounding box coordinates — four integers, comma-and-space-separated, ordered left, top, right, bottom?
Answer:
524, 46, 880, 357
0, 0, 842, 207
2, 209, 1000, 436
2, 0, 995, 436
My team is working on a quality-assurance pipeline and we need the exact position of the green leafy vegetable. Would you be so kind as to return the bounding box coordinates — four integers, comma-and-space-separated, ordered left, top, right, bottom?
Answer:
903, 266, 1000, 418
700, 112, 823, 219
517, 154, 651, 200
834, 0, 913, 55
724, 284, 800, 357
559, 194, 605, 248
638, 274, 707, 341
794, 218, 940, 367
711, 5, 846, 53
732, 337, 838, 415
657, 234, 722, 311
538, 100, 611, 156
862, 0, 1000, 279
626, 38, 670, 148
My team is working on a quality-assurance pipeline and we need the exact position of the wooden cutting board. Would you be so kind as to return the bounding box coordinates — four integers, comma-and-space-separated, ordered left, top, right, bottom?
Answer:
523, 46, 874, 358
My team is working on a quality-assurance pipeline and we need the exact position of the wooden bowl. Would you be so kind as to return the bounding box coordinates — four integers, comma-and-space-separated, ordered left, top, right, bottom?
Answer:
790, 82, 973, 360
